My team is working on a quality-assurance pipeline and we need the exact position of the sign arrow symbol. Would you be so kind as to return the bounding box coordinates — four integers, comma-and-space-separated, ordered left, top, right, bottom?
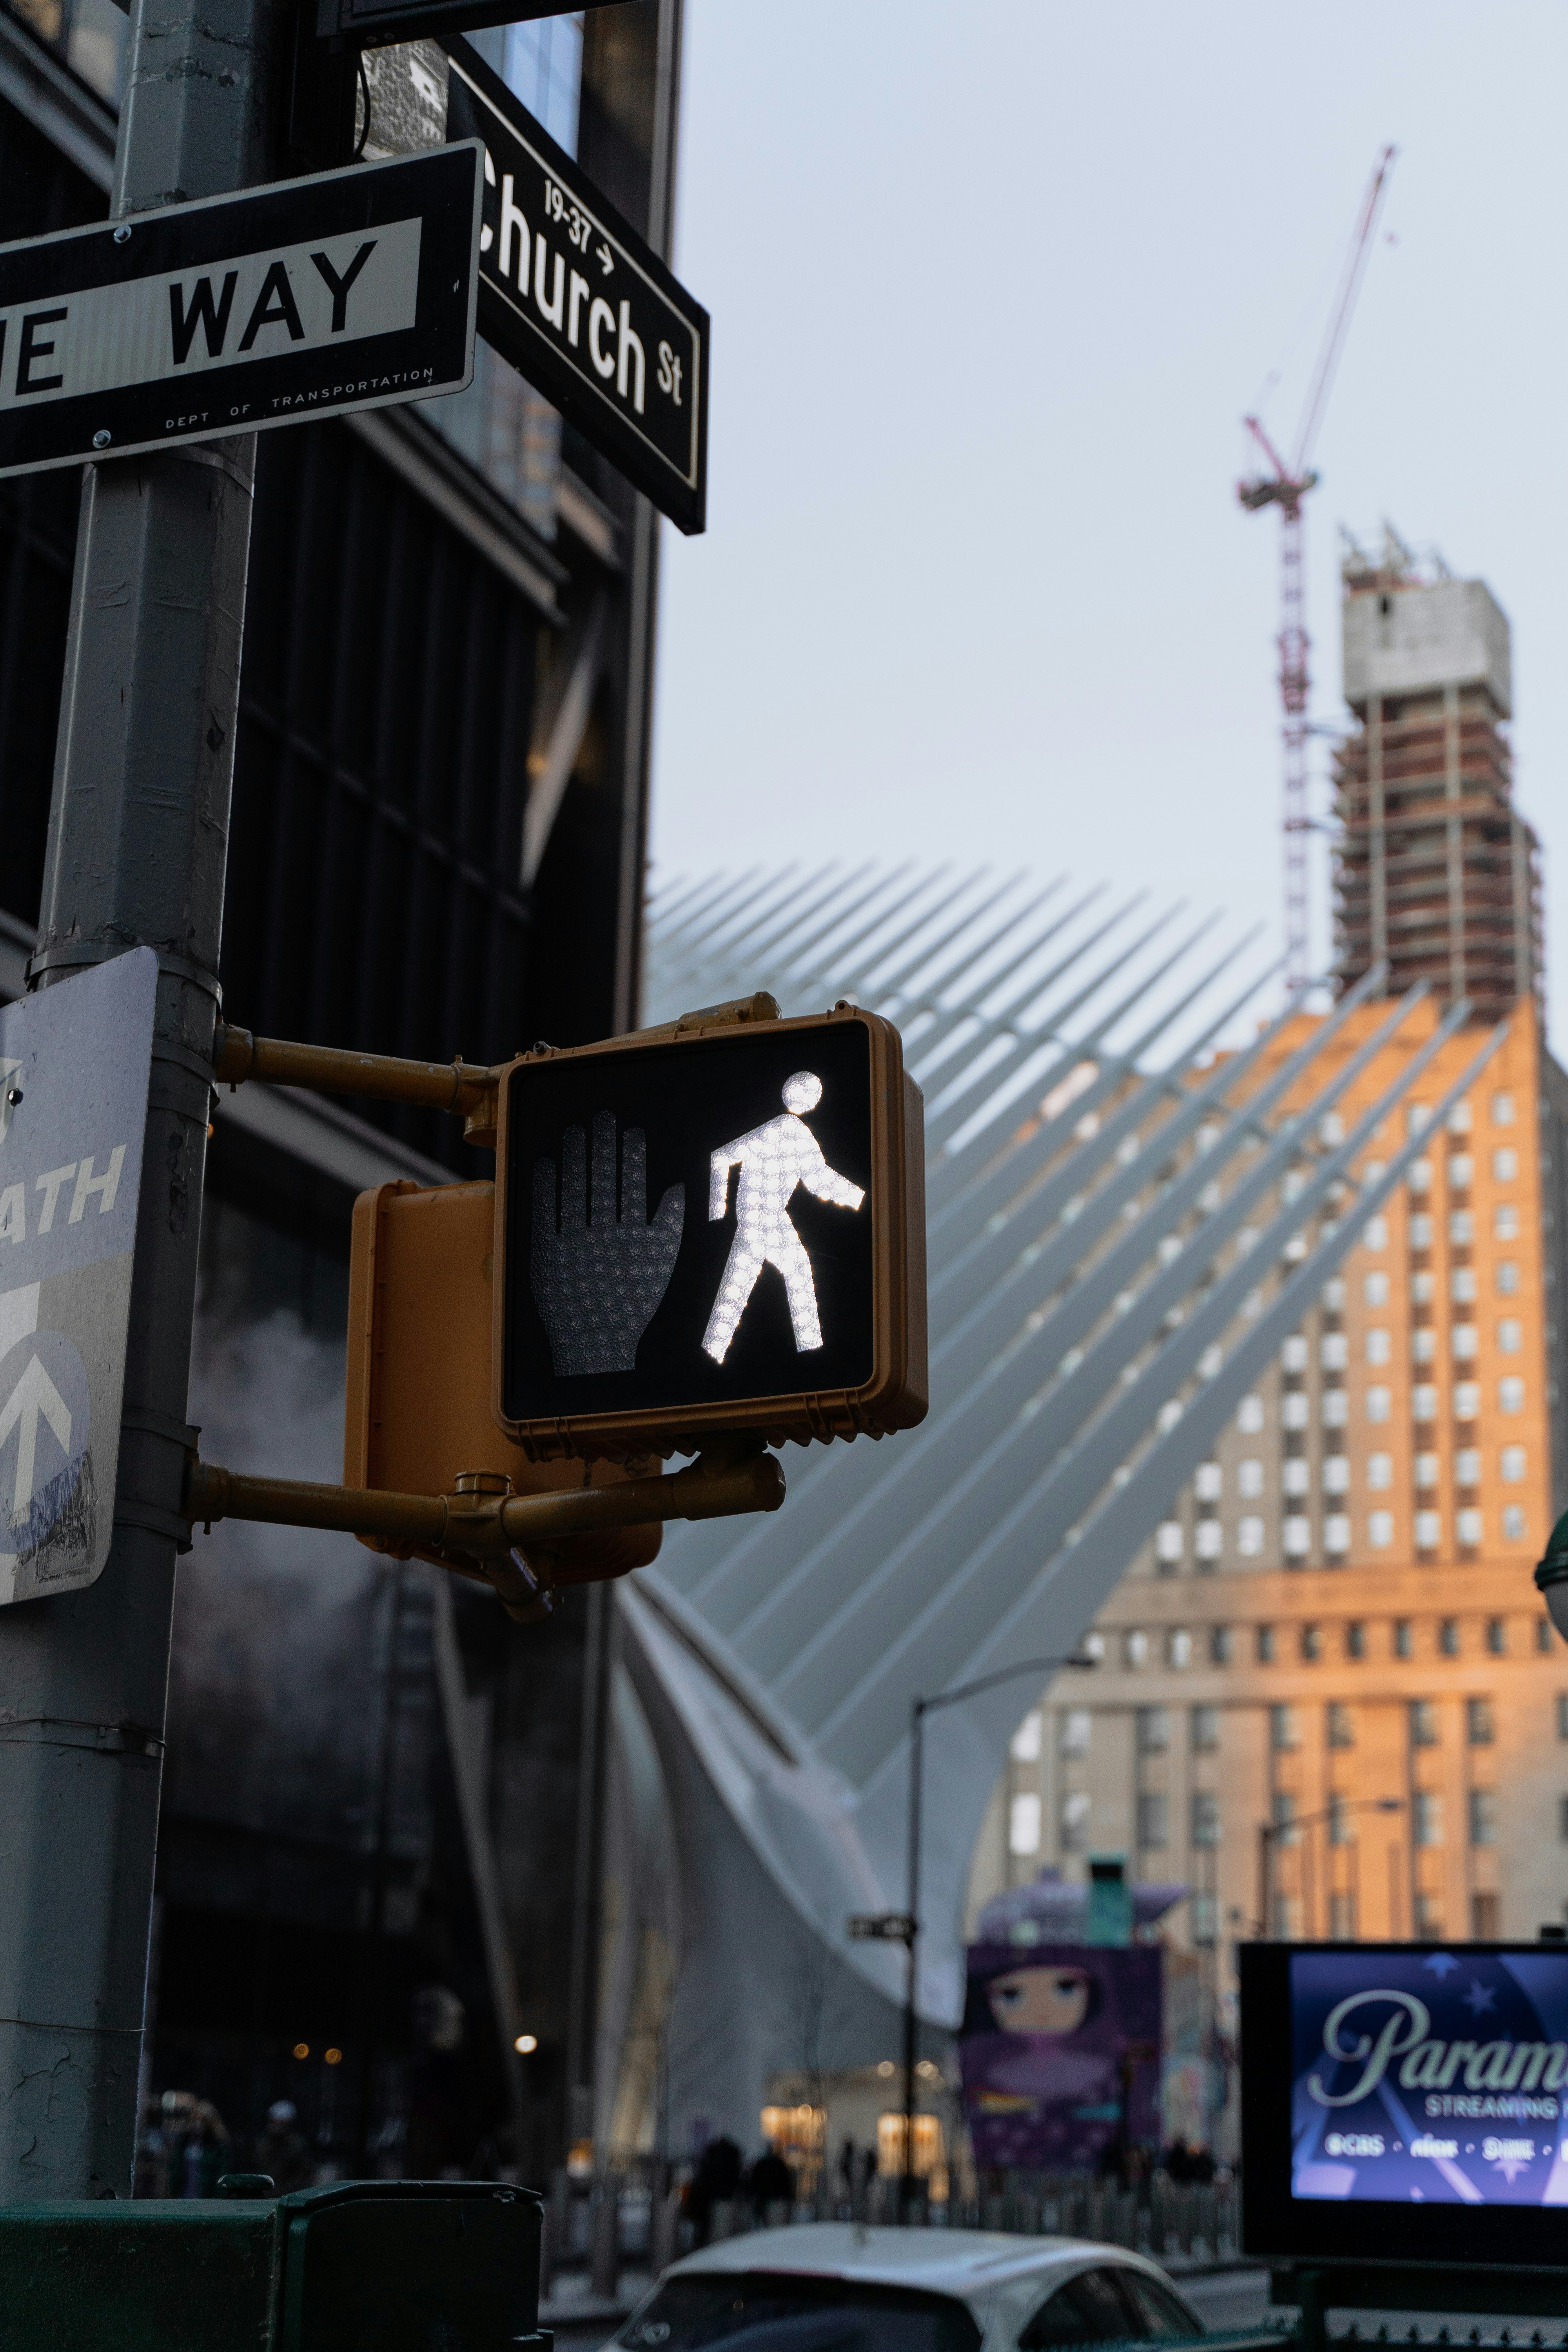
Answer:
0, 1354, 72, 1519
0, 1060, 18, 1147
595, 241, 614, 277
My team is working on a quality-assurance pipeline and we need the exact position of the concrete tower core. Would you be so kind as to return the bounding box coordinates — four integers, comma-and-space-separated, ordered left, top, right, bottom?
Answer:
1332, 526, 1543, 1022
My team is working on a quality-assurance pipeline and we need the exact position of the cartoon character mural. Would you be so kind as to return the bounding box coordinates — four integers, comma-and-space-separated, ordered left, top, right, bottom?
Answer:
960, 1940, 1163, 2172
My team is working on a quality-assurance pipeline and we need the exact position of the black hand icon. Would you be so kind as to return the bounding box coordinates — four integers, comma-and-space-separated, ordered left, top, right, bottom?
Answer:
531, 1111, 685, 1376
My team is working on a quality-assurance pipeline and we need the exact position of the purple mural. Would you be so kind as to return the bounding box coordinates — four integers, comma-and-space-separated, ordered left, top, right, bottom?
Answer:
960, 1940, 1163, 2172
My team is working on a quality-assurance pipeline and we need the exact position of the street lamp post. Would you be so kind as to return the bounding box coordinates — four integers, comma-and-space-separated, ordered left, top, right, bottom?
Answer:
1256, 1795, 1402, 1938
898, 1651, 1095, 2220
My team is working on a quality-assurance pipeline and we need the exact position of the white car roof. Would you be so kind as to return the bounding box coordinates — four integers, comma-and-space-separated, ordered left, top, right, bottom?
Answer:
643, 2224, 1192, 2339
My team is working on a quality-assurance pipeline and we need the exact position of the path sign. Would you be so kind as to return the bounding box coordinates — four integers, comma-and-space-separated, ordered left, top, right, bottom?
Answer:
493, 1009, 926, 1459
0, 951, 156, 1602
0, 145, 482, 481
443, 40, 708, 533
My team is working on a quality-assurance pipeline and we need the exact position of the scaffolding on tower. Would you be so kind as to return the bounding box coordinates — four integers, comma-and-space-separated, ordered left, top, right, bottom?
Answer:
1238, 144, 1396, 992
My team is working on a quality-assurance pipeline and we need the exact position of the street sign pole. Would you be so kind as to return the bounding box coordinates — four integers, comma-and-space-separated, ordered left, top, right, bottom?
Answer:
0, 0, 268, 2201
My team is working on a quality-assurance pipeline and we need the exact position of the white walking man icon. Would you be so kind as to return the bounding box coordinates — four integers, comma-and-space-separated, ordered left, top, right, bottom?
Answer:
701, 1071, 865, 1365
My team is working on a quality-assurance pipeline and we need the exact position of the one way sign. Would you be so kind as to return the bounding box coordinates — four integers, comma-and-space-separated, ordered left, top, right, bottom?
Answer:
0, 143, 482, 480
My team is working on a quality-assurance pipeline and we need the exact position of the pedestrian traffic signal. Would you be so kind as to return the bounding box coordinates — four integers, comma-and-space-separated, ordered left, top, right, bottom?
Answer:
494, 1006, 926, 1458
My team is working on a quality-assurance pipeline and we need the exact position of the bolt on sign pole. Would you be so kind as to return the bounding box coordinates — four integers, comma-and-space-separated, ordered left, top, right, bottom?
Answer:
0, 0, 267, 2200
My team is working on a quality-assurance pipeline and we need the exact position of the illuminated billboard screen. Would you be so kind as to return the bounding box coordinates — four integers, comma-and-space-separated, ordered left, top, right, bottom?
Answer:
1241, 1942, 1568, 2264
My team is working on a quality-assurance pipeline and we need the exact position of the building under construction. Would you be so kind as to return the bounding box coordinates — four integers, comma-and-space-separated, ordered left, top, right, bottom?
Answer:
1332, 527, 1543, 1022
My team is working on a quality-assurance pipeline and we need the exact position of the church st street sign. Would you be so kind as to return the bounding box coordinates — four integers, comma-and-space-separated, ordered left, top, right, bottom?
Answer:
444, 40, 708, 534
0, 144, 481, 479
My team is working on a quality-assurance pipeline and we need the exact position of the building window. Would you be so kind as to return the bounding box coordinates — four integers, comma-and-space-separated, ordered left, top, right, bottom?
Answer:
1439, 1619, 1459, 1657
1155, 1521, 1184, 1570
1329, 1891, 1356, 1938
1283, 1459, 1310, 1497
1414, 1891, 1443, 1940
1367, 1452, 1392, 1491
1125, 1630, 1149, 1669
1497, 1261, 1520, 1296
1282, 1334, 1309, 1373
1011, 1711, 1043, 1761
1408, 1158, 1433, 1194
1410, 1213, 1434, 1249
1345, 1622, 1365, 1661
1413, 1385, 1439, 1423
1366, 1386, 1391, 1424
1283, 1515, 1311, 1558
1237, 1393, 1265, 1434
1452, 1267, 1477, 1305
1492, 1092, 1515, 1127
1415, 1509, 1442, 1550
1501, 1445, 1527, 1483
1272, 1791, 1298, 1844
1301, 1623, 1322, 1662
1500, 1377, 1526, 1414
1194, 1461, 1222, 1502
1558, 1694, 1568, 1740
1136, 1706, 1169, 1753
1412, 1790, 1443, 1846
1499, 1318, 1524, 1355
1366, 1329, 1392, 1366
1321, 1333, 1348, 1371
1061, 1791, 1091, 1854
1486, 1617, 1506, 1656
1455, 1381, 1481, 1421
1495, 1205, 1521, 1241
1191, 1704, 1220, 1752
1412, 1328, 1437, 1365
1323, 1455, 1350, 1495
1271, 1894, 1302, 1940
1322, 1388, 1348, 1427
1451, 1325, 1477, 1361
1504, 1505, 1528, 1542
1364, 1270, 1390, 1308
1271, 1703, 1301, 1751
1168, 1628, 1193, 1668
1210, 1625, 1232, 1666
1191, 1791, 1219, 1848
1238, 1517, 1265, 1558
1457, 1507, 1483, 1547
1415, 1452, 1439, 1490
1326, 1790, 1353, 1846
1009, 1793, 1042, 1856
1493, 1148, 1519, 1183
1191, 1889, 1217, 1948
1283, 1392, 1310, 1432
1258, 1624, 1276, 1663
1413, 1270, 1436, 1305
1328, 1701, 1354, 1748
1466, 1789, 1497, 1848
1369, 1511, 1394, 1550
1410, 1699, 1438, 1746
1467, 1697, 1495, 1746
1472, 1892, 1500, 1940
1448, 1154, 1474, 1188
1449, 1210, 1475, 1246
1061, 1708, 1091, 1755
1539, 1618, 1555, 1654
1457, 1447, 1482, 1486
1137, 1793, 1168, 1851
1194, 1520, 1222, 1564
1238, 1458, 1264, 1498
1394, 1619, 1413, 1659
1363, 1216, 1388, 1251
1324, 1513, 1350, 1555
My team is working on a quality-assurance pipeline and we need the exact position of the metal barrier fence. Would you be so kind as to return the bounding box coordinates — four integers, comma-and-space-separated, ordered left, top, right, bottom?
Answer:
541, 2174, 1240, 2301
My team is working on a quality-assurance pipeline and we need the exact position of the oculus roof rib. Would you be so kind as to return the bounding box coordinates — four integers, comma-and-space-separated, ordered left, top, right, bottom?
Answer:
626, 868, 1508, 2030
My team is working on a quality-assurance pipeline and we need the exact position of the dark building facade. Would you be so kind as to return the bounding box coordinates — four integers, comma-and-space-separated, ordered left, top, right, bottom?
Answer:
0, 0, 683, 2185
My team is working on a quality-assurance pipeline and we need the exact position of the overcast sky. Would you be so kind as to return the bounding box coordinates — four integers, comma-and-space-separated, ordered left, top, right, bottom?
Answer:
647, 1, 1568, 1047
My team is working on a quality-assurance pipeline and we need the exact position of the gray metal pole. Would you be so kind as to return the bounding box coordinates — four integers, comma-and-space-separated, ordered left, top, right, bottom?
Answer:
0, 0, 272, 2200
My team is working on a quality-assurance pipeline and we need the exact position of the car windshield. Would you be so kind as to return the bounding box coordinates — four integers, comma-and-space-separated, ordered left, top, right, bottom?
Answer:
618, 2270, 983, 2352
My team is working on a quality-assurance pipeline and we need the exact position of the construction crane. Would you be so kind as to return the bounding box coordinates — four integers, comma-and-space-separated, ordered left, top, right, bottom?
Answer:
1238, 144, 1397, 992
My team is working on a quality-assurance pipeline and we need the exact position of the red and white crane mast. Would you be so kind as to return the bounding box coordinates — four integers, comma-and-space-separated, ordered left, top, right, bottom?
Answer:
1238, 144, 1396, 992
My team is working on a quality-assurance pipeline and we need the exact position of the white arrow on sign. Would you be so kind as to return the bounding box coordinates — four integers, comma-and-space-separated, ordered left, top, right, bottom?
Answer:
0, 1354, 72, 1518
0, 1060, 18, 1147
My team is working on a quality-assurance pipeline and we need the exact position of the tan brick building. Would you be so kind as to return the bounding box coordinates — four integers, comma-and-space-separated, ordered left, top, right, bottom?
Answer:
970, 999, 1568, 1988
